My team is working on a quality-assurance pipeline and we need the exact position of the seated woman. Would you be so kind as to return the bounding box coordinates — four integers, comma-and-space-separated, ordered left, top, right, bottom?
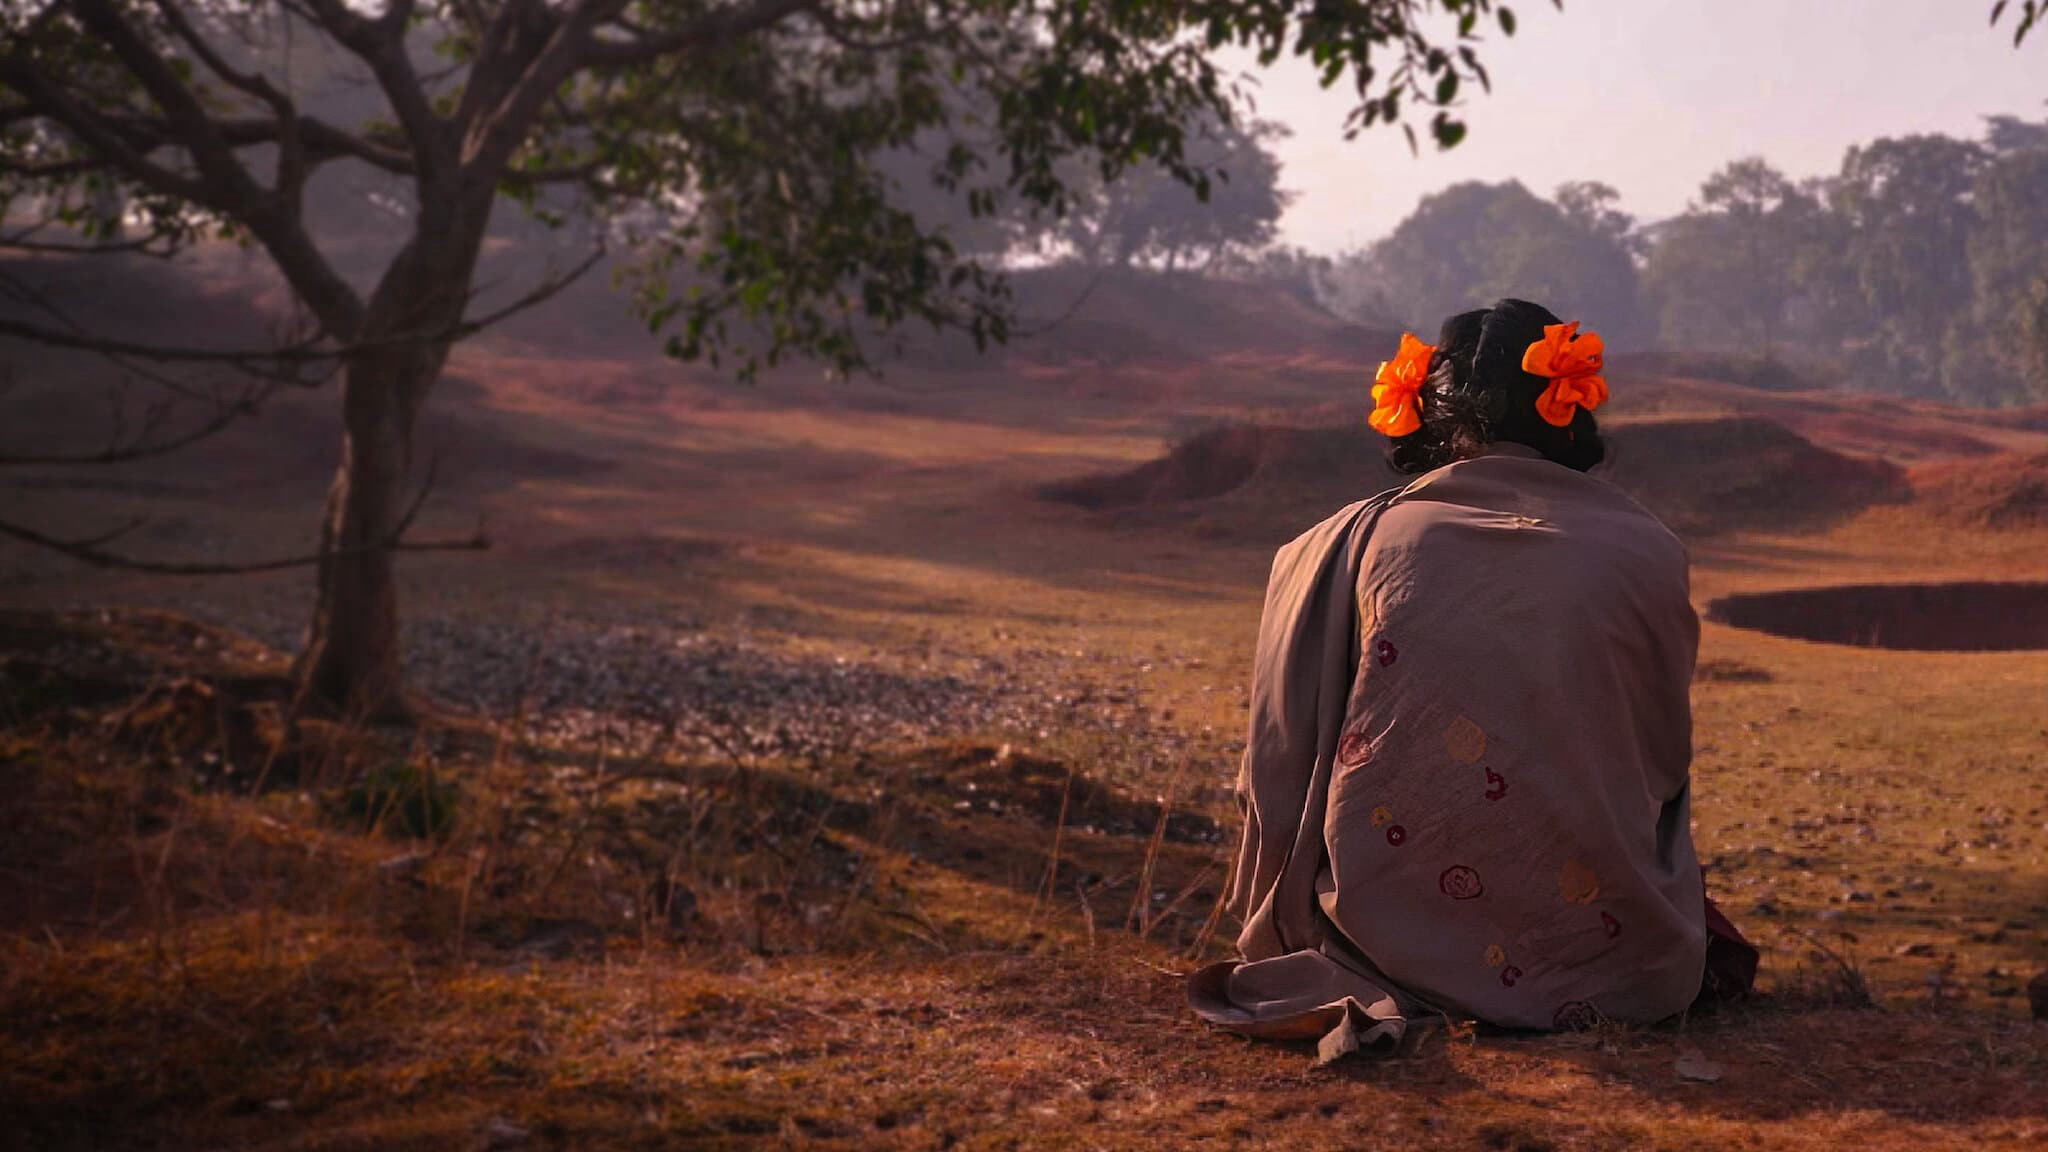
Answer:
1188, 299, 1752, 1055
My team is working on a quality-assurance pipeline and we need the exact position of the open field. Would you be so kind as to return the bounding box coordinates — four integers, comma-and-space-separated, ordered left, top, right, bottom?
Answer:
3, 266, 2048, 1149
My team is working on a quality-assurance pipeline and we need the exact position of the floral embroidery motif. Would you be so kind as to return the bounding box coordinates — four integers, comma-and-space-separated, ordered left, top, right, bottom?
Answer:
1375, 639, 1400, 667
1439, 865, 1484, 900
1601, 911, 1622, 939
1385, 824, 1408, 847
1370, 806, 1393, 828
1483, 767, 1507, 801
1559, 858, 1601, 905
1443, 715, 1487, 764
1484, 943, 1507, 968
1500, 964, 1524, 988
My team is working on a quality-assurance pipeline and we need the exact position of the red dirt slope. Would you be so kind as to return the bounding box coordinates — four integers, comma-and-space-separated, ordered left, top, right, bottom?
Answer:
1046, 414, 1909, 539
1912, 451, 2048, 529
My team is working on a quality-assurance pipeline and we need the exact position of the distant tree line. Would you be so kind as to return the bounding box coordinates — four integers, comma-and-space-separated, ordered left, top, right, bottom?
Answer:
931, 100, 2048, 407
1318, 114, 2048, 406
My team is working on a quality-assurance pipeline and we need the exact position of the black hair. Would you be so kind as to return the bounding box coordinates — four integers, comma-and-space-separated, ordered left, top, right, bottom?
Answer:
1383, 298, 1606, 475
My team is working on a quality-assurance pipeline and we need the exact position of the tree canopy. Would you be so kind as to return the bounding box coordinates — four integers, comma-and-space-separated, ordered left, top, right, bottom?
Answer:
0, 0, 1534, 710
1326, 178, 1647, 347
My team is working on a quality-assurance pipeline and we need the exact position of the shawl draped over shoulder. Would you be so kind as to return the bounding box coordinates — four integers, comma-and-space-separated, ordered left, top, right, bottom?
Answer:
1189, 444, 1708, 1054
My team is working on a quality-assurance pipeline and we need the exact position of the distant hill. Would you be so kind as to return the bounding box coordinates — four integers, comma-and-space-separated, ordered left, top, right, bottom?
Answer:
1040, 414, 1920, 539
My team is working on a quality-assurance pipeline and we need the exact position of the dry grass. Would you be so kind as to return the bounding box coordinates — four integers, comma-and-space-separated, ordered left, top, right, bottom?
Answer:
4, 632, 2045, 1152
5, 305, 2048, 1148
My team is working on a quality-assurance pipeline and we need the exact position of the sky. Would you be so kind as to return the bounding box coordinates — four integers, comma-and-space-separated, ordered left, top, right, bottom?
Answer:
1229, 1, 2047, 254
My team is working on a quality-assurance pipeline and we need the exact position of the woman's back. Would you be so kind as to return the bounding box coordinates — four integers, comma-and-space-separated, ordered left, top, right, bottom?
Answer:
1326, 444, 1704, 1028
1192, 300, 1745, 1051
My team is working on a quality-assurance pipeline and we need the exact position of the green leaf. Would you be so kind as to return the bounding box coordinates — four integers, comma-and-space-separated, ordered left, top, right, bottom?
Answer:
1500, 9, 1518, 35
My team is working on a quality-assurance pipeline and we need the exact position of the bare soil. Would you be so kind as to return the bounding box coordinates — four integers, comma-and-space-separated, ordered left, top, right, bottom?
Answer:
4, 263, 2048, 1150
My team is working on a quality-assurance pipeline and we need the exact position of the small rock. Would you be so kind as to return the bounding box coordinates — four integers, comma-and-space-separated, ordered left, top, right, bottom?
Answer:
481, 1117, 529, 1149
1893, 942, 1937, 958
1674, 1045, 1724, 1083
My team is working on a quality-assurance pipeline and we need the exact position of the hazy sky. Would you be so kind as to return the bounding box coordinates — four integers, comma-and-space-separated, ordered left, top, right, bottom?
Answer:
1232, 1, 2046, 253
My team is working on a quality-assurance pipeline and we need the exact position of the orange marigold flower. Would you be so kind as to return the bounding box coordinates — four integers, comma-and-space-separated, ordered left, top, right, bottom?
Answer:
1369, 331, 1435, 438
1521, 321, 1608, 428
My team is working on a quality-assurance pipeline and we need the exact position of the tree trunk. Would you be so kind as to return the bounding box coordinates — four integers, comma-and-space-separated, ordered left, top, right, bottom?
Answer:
296, 219, 480, 716
297, 347, 431, 716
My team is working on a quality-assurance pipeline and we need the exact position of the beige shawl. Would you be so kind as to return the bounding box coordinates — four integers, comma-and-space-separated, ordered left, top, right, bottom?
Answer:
1190, 444, 1705, 1052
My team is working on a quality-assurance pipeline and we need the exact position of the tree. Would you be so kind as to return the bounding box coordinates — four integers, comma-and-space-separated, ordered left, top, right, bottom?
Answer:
1058, 115, 1290, 273
0, 0, 1531, 714
1830, 134, 1989, 397
1553, 179, 1631, 247
1985, 111, 2048, 155
1988, 4, 2046, 398
1963, 135, 2048, 402
1642, 158, 1820, 351
1219, 242, 1332, 305
1334, 179, 1647, 346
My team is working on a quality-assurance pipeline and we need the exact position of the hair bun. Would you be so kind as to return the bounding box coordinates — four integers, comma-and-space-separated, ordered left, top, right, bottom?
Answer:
1383, 298, 1605, 475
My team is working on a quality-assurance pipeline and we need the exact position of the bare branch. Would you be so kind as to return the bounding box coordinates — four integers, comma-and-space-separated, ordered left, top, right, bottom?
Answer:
458, 242, 606, 331
0, 311, 338, 365
68, 0, 266, 201
0, 239, 603, 365
0, 54, 212, 205
581, 0, 821, 71
0, 380, 274, 466
452, 0, 558, 139
463, 0, 624, 184
147, 0, 308, 195
302, 0, 455, 186
0, 514, 491, 575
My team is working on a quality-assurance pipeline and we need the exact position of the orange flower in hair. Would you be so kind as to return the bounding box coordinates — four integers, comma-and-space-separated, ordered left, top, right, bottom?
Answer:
1521, 321, 1608, 428
1369, 332, 1436, 438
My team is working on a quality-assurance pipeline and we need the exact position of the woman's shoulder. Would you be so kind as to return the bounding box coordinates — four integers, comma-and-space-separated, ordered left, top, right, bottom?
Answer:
1383, 452, 1689, 563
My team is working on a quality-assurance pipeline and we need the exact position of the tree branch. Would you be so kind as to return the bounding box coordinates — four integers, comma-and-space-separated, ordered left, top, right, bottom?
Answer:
302, 0, 455, 187
0, 53, 212, 205
0, 313, 338, 365
0, 513, 490, 575
69, 0, 264, 201
581, 0, 821, 71
145, 0, 320, 201
0, 380, 275, 466
0, 241, 604, 364
463, 0, 623, 184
